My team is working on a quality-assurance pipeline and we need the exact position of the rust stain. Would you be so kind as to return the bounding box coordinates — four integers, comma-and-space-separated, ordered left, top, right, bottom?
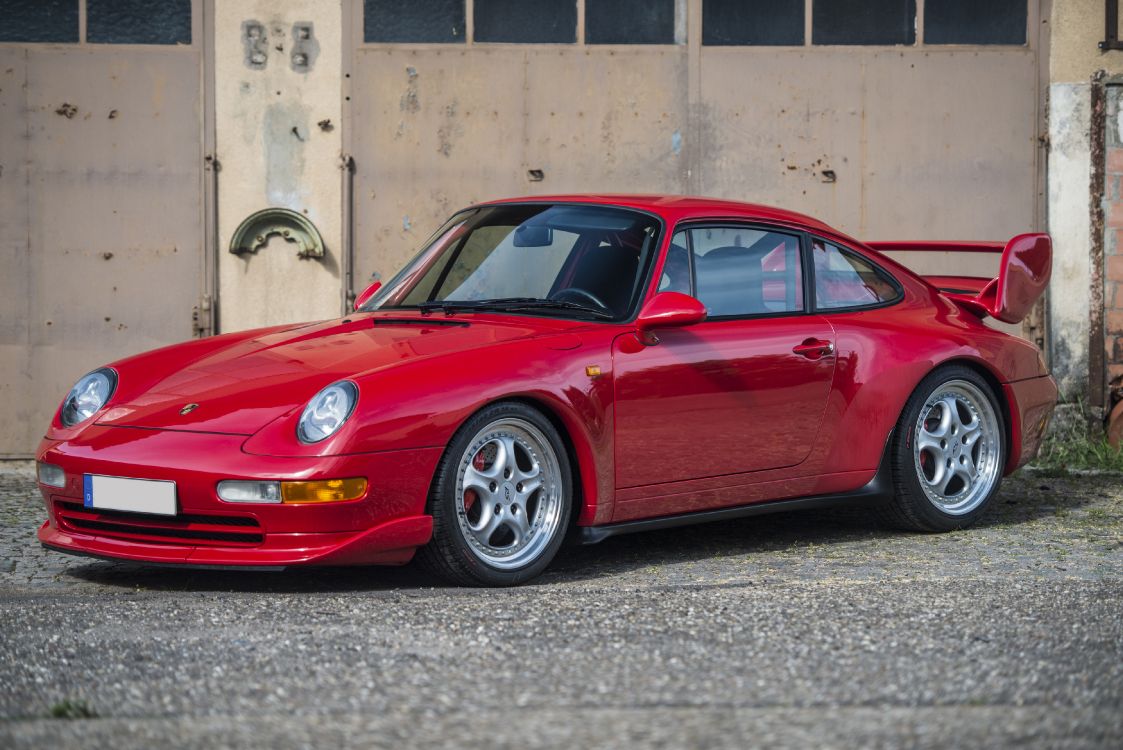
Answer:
1090, 71, 1108, 414
436, 101, 461, 157
400, 66, 419, 114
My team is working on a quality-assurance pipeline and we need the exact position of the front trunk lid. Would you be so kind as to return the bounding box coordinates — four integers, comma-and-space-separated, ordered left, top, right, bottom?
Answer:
96, 314, 555, 434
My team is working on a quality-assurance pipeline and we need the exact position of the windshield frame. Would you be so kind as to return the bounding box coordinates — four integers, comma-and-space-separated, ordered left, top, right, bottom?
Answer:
360, 201, 667, 324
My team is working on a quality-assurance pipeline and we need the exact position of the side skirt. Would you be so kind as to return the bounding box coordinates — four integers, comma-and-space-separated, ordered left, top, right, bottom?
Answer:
575, 447, 894, 545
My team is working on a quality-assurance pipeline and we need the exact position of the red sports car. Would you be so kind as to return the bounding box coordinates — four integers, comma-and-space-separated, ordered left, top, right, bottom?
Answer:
36, 196, 1057, 586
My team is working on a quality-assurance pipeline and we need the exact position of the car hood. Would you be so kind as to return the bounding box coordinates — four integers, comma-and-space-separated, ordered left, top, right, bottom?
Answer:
96, 313, 577, 435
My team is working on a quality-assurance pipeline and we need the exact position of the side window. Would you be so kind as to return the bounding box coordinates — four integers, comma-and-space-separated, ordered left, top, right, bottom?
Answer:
812, 240, 899, 310
658, 231, 691, 294
689, 227, 803, 317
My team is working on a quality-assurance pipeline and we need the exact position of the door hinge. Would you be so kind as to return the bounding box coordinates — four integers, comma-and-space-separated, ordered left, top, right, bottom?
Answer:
192, 295, 214, 338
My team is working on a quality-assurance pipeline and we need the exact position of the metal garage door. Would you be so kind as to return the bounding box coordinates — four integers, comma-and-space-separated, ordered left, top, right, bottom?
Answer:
0, 1, 204, 456
346, 0, 1044, 309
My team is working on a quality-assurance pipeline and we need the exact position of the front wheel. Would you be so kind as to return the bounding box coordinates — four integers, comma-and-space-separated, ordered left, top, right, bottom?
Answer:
885, 366, 1006, 532
418, 402, 573, 586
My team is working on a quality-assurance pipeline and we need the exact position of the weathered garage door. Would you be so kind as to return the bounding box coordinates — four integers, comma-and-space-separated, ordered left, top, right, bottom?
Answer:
0, 2, 203, 456
347, 0, 1043, 300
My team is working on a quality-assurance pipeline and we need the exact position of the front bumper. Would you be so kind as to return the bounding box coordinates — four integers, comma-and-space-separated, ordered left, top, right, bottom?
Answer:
36, 425, 442, 567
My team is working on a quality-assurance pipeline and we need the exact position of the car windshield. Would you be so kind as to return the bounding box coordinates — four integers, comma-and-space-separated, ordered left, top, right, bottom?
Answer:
362, 204, 661, 321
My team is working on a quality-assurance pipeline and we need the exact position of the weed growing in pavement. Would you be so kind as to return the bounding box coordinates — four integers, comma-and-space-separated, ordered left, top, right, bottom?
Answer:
1032, 400, 1123, 475
48, 699, 97, 719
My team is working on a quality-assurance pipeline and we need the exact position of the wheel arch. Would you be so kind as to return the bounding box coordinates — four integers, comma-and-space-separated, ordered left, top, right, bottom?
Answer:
925, 356, 1016, 473
504, 395, 594, 528
445, 393, 605, 528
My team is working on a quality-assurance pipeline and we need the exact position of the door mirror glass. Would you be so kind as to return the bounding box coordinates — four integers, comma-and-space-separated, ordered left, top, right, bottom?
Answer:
635, 292, 707, 345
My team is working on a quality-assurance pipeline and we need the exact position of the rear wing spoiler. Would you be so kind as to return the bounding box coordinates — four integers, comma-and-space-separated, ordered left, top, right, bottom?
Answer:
866, 234, 1052, 324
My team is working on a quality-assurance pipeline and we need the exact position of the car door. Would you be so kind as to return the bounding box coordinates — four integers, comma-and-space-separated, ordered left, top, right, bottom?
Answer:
613, 224, 837, 491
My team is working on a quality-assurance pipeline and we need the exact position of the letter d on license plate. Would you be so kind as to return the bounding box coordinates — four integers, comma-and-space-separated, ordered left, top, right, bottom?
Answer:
83, 474, 177, 516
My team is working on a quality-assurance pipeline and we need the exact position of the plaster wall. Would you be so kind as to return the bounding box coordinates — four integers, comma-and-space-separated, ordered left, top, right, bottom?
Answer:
214, 0, 343, 332
1046, 0, 1123, 398
1047, 80, 1093, 396
1051, 0, 1123, 83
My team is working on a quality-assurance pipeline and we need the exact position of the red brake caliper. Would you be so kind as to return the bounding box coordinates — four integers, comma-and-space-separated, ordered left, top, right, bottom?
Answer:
464, 449, 487, 511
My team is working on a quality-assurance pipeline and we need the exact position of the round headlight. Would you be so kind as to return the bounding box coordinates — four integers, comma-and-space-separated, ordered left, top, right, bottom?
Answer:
60, 368, 117, 427
297, 381, 358, 444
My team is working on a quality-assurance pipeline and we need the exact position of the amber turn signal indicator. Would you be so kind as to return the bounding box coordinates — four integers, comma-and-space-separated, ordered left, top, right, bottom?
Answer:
280, 478, 368, 503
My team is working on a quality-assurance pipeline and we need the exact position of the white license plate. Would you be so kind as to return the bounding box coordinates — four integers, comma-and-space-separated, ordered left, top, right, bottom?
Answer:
83, 474, 177, 516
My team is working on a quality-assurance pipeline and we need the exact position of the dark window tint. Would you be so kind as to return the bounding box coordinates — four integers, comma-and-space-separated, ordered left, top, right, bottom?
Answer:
703, 0, 803, 46
690, 227, 803, 317
87, 0, 191, 45
0, 0, 78, 43
812, 240, 899, 310
587, 0, 674, 44
364, 0, 465, 43
813, 0, 916, 45
474, 0, 576, 43
925, 0, 1025, 45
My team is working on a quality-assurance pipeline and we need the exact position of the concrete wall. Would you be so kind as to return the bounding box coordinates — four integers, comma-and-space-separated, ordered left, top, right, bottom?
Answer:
214, 0, 343, 332
1048, 0, 1123, 400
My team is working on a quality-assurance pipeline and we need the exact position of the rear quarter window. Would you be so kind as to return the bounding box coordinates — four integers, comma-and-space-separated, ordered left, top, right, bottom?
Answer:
812, 239, 900, 310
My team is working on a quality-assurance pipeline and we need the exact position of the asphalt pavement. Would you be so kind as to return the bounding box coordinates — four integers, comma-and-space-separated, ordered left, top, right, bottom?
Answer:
1, 460, 1120, 749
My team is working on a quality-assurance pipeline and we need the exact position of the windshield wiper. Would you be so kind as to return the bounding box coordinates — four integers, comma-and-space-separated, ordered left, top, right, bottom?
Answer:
417, 297, 614, 320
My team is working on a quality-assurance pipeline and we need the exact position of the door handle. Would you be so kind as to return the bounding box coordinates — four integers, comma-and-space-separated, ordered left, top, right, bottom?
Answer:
792, 338, 835, 359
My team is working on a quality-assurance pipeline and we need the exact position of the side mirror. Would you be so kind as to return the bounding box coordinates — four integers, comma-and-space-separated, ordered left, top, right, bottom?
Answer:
635, 292, 707, 345
353, 279, 382, 311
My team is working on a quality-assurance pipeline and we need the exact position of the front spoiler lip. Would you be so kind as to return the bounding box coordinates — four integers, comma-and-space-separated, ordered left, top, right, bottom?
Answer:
41, 542, 287, 572
37, 513, 435, 568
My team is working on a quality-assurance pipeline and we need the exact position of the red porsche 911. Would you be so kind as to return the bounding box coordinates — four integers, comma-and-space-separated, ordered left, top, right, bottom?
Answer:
36, 195, 1056, 586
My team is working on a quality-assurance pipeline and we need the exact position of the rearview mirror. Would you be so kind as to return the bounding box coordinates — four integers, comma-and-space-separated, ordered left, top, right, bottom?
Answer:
635, 292, 707, 345
353, 278, 383, 311
513, 225, 554, 247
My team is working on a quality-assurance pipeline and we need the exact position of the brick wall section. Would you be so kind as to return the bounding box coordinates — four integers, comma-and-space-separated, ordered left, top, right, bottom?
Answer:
1107, 137, 1123, 399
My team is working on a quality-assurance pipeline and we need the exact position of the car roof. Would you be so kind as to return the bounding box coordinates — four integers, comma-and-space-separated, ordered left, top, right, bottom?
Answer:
479, 194, 845, 239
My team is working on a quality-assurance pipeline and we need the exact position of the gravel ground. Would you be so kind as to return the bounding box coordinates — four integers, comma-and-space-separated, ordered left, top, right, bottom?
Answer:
1, 460, 1121, 748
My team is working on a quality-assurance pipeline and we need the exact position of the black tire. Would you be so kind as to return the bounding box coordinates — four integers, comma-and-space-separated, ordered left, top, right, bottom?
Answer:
884, 365, 1006, 532
417, 401, 574, 586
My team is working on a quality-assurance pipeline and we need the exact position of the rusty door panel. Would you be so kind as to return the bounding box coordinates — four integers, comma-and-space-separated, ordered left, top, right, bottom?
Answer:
521, 48, 689, 194
0, 47, 202, 456
351, 47, 529, 286
861, 49, 1038, 240
350, 47, 690, 287
698, 47, 1039, 241
353, 44, 1038, 292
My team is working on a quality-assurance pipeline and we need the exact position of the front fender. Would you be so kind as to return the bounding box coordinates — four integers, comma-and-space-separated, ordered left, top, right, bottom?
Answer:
242, 330, 620, 525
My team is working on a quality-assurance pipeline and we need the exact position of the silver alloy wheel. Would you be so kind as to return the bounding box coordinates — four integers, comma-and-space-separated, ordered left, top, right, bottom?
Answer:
912, 379, 1001, 515
454, 418, 564, 569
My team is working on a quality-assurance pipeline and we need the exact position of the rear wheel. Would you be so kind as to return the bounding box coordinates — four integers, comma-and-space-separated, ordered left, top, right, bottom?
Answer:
418, 402, 572, 586
886, 366, 1005, 531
